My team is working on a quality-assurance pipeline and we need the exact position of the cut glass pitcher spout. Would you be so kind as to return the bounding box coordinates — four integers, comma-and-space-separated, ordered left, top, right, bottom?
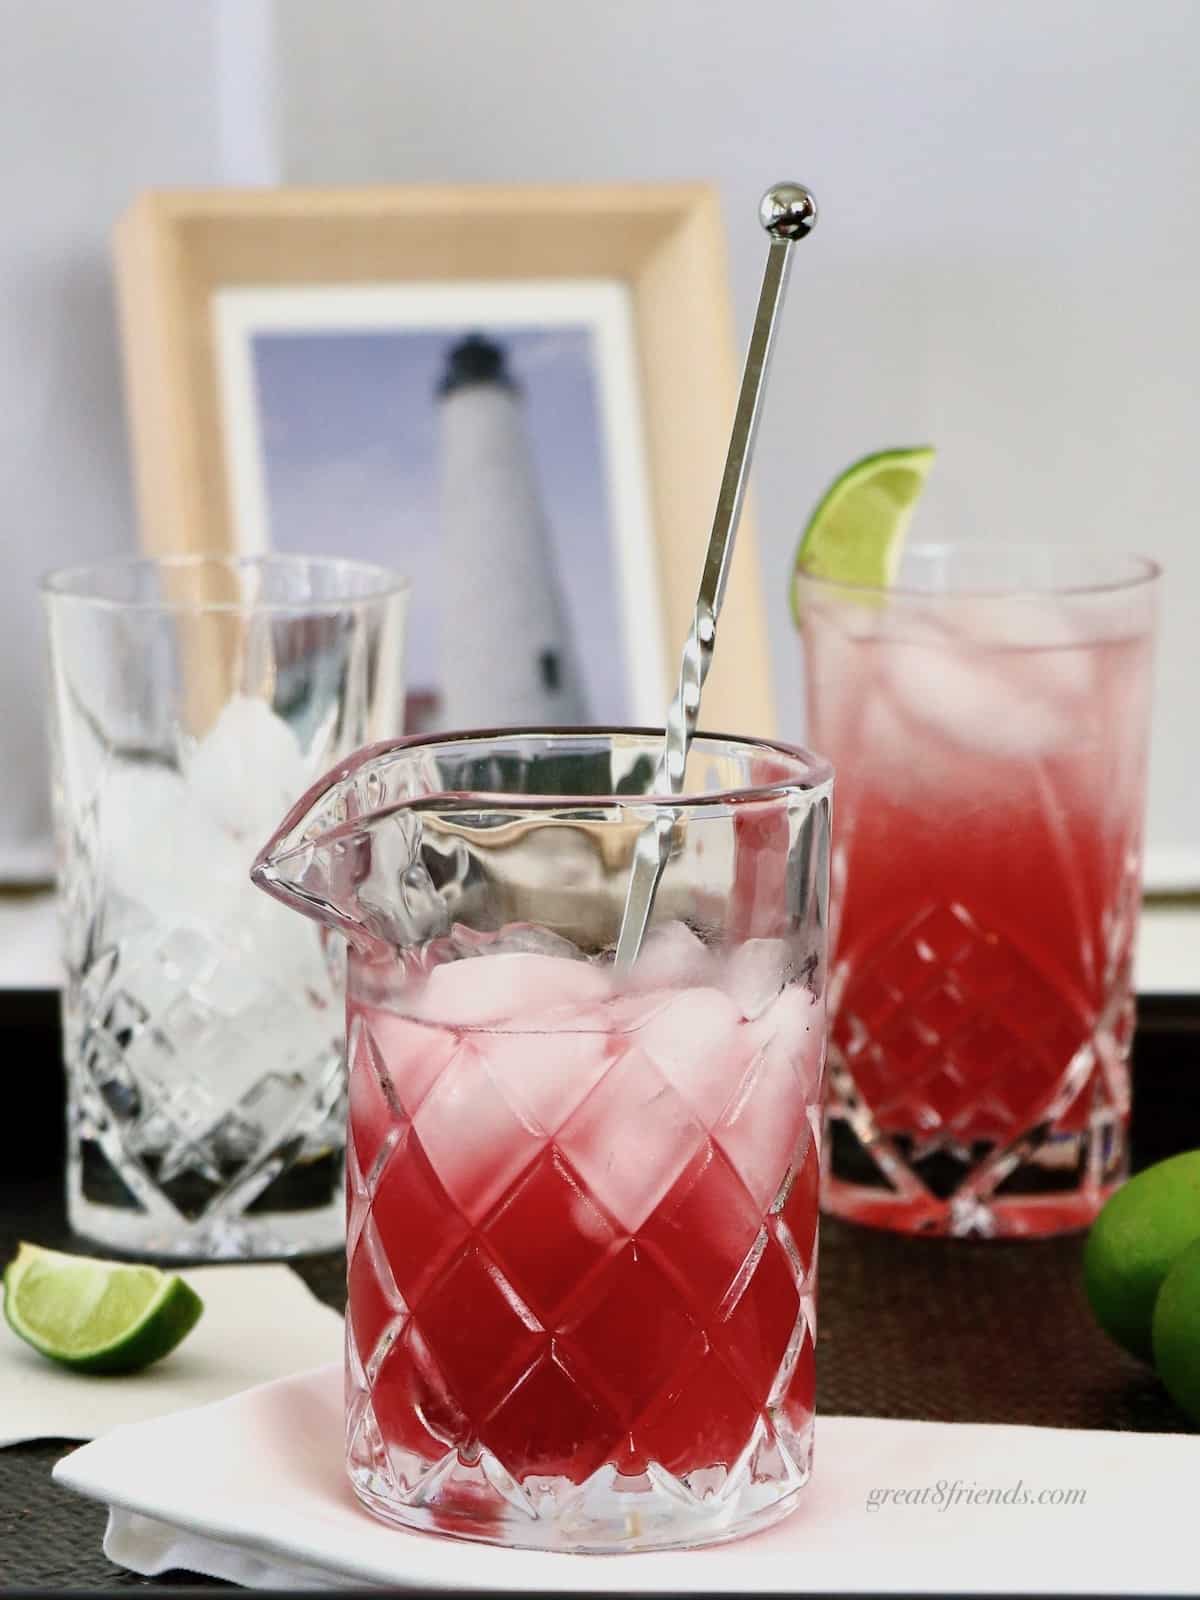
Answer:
251, 736, 454, 959
251, 729, 834, 965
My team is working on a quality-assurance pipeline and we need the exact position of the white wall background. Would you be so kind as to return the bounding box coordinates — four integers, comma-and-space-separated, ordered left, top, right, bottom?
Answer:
2, 0, 1197, 879
275, 0, 1200, 882
0, 0, 277, 876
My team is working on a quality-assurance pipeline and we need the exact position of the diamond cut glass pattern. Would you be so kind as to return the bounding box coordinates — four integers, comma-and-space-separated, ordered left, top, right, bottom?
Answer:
253, 728, 831, 1550
346, 1007, 820, 1550
827, 895, 1135, 1230
798, 548, 1158, 1237
46, 556, 408, 1258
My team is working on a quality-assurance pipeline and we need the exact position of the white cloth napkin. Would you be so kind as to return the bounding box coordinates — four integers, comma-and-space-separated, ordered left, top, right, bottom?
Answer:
53, 1362, 1199, 1593
1, 1264, 342, 1446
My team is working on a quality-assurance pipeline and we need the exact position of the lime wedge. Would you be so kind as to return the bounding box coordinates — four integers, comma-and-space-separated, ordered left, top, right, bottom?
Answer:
790, 446, 935, 625
3, 1242, 203, 1374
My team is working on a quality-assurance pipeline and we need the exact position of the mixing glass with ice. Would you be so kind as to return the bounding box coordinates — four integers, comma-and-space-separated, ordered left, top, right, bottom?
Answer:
797, 543, 1159, 1238
43, 555, 408, 1258
253, 729, 832, 1552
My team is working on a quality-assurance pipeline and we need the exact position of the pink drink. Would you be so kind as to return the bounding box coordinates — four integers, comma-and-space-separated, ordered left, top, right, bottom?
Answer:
252, 726, 833, 1548
799, 557, 1158, 1237
345, 925, 823, 1549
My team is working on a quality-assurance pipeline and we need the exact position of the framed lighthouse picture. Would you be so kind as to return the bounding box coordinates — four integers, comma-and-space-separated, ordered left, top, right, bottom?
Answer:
211, 283, 658, 732
114, 184, 776, 736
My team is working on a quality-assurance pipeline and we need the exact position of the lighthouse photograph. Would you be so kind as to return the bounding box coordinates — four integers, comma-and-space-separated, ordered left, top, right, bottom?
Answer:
435, 332, 588, 729
215, 282, 667, 735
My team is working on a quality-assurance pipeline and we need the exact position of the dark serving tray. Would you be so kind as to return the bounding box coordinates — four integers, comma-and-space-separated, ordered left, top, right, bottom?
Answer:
2, 990, 1198, 1594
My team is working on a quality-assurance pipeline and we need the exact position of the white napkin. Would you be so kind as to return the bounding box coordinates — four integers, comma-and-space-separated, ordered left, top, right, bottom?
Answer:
54, 1363, 1199, 1594
1, 1264, 342, 1446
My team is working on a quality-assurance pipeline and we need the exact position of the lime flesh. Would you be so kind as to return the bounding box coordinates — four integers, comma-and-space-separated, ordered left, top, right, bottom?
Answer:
3, 1242, 203, 1374
790, 446, 935, 625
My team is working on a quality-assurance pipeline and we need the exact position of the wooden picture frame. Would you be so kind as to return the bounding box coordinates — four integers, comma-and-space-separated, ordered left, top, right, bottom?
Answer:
114, 183, 776, 736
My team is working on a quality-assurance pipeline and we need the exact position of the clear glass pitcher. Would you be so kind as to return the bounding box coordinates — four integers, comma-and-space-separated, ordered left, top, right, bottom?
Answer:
253, 728, 832, 1553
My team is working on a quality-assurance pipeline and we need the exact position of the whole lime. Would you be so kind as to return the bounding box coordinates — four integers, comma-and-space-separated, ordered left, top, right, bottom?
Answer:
1083, 1151, 1200, 1361
1151, 1237, 1200, 1426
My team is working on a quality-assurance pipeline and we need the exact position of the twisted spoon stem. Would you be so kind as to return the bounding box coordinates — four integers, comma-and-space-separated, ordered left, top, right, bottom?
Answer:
614, 185, 817, 971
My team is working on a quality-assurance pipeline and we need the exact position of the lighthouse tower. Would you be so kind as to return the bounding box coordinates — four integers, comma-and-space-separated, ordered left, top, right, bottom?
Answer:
436, 334, 588, 729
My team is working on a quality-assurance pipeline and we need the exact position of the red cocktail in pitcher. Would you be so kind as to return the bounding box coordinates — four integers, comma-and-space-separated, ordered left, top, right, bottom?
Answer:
797, 544, 1158, 1238
253, 730, 832, 1552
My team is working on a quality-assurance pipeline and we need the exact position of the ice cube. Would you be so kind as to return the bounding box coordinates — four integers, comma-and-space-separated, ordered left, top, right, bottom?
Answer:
717, 990, 822, 1211
949, 595, 1094, 700
624, 921, 716, 994
556, 1044, 706, 1231
722, 938, 789, 1021
101, 764, 225, 925
604, 986, 676, 1032
198, 948, 268, 1017
481, 1023, 614, 1134
199, 885, 332, 1018
879, 591, 1109, 760
184, 694, 313, 845
354, 1004, 459, 1119
450, 923, 590, 964
747, 984, 825, 1102
802, 593, 886, 643
412, 1040, 544, 1223
637, 986, 745, 1125
883, 630, 1078, 758
155, 925, 217, 984
947, 594, 1078, 650
408, 952, 611, 1029
101, 710, 318, 939
134, 1001, 302, 1144
99, 696, 318, 940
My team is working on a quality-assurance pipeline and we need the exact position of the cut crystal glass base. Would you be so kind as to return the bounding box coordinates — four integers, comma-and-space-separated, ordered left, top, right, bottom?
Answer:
67, 1180, 344, 1260
822, 1046, 1129, 1239
347, 1388, 819, 1548
66, 1020, 347, 1259
819, 895, 1136, 1238
347, 1424, 812, 1553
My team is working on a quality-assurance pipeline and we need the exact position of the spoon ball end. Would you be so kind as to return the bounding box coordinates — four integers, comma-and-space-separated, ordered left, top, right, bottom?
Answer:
760, 183, 818, 241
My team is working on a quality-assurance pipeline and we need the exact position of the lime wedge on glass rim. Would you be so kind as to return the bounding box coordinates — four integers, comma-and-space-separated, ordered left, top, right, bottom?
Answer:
3, 1242, 203, 1374
790, 446, 935, 624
